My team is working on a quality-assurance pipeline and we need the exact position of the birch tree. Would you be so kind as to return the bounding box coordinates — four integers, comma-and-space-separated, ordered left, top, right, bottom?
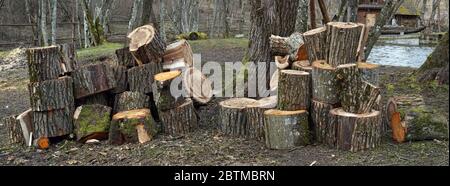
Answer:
51, 0, 57, 45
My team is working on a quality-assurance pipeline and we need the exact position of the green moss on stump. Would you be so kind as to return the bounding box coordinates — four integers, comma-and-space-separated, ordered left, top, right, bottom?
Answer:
74, 104, 112, 142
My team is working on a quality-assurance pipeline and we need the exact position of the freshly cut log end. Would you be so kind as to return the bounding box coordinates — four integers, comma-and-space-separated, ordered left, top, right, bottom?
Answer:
385, 98, 398, 130
73, 104, 112, 142
115, 47, 137, 68
246, 96, 278, 140
159, 99, 198, 136
326, 22, 364, 67
311, 100, 336, 143
303, 26, 328, 63
163, 39, 193, 68
114, 91, 150, 113
28, 76, 74, 111
183, 67, 213, 105
128, 62, 163, 94
109, 109, 157, 145
292, 60, 311, 71
2, 115, 25, 145
57, 43, 79, 73
295, 45, 309, 61
153, 71, 185, 111
275, 55, 290, 70
34, 137, 50, 150
329, 108, 382, 152
73, 63, 117, 99
391, 112, 406, 143
33, 107, 74, 138
357, 62, 380, 86
311, 61, 339, 104
26, 46, 65, 82
128, 25, 166, 65
219, 98, 257, 137
277, 70, 311, 111
264, 109, 311, 149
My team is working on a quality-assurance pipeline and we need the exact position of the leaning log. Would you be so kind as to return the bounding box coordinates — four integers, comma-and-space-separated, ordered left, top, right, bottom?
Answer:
311, 61, 339, 104
26, 46, 65, 82
153, 71, 185, 111
128, 25, 167, 65
73, 104, 112, 142
33, 107, 73, 138
277, 70, 310, 111
113, 91, 150, 114
128, 62, 163, 94
246, 96, 277, 141
219, 98, 257, 137
109, 109, 157, 145
28, 76, 74, 111
159, 99, 198, 136
2, 115, 24, 145
326, 22, 364, 67
303, 27, 328, 63
72, 63, 117, 99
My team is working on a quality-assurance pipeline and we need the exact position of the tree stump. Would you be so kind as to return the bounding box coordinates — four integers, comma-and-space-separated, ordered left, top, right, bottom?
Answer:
33, 107, 73, 138
326, 22, 364, 67
357, 62, 380, 86
264, 109, 311, 149
2, 115, 24, 145
183, 67, 213, 105
292, 60, 311, 71
275, 55, 290, 70
109, 109, 157, 145
73, 63, 117, 99
329, 108, 382, 152
57, 43, 79, 73
153, 71, 185, 111
269, 32, 304, 60
159, 99, 198, 136
26, 46, 65, 82
110, 65, 128, 94
163, 39, 193, 68
219, 98, 257, 137
115, 47, 137, 68
28, 76, 74, 112
73, 104, 112, 142
17, 109, 33, 146
128, 25, 167, 65
246, 96, 278, 140
311, 61, 339, 104
311, 100, 336, 144
128, 62, 163, 94
277, 70, 310, 111
114, 91, 150, 113
303, 27, 328, 63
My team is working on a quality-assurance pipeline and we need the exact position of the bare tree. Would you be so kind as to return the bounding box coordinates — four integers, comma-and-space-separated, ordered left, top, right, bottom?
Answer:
159, 0, 167, 41
296, 0, 309, 33
335, 0, 348, 21
51, 0, 58, 45
168, 0, 200, 34
347, 0, 359, 22
128, 0, 142, 33
429, 0, 442, 31
141, 0, 157, 26
210, 0, 231, 38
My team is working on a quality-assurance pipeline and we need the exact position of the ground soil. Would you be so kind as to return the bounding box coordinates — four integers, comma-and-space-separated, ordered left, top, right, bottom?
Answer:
0, 44, 448, 166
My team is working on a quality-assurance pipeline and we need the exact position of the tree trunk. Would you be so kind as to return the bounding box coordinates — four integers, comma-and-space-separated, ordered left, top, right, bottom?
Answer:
114, 91, 150, 113
109, 65, 128, 94
347, 0, 359, 22
57, 43, 79, 73
51, 0, 57, 45
2, 115, 25, 145
115, 47, 137, 68
246, 96, 277, 141
310, 0, 317, 29
326, 22, 364, 67
73, 104, 112, 142
128, 0, 142, 34
159, 0, 166, 41
311, 61, 339, 104
109, 109, 157, 145
296, 0, 309, 33
81, 0, 106, 46
219, 98, 257, 137
317, 0, 331, 24
127, 62, 163, 94
26, 46, 65, 82
140, 0, 157, 26
429, 0, 442, 28
159, 99, 198, 136
417, 32, 449, 84
277, 70, 310, 111
128, 25, 167, 65
75, 92, 110, 107
153, 71, 185, 111
33, 107, 74, 138
303, 26, 328, 63
29, 76, 74, 112
41, 0, 49, 46
358, 62, 380, 86
72, 63, 117, 99
311, 100, 336, 143
264, 109, 311, 149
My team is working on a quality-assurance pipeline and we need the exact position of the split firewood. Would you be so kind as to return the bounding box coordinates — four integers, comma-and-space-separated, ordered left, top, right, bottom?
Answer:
72, 63, 117, 99
73, 104, 112, 142
303, 26, 328, 63
219, 98, 257, 137
2, 115, 24, 145
246, 96, 277, 141
311, 100, 337, 144
183, 67, 213, 105
277, 70, 310, 111
326, 22, 364, 67
159, 99, 198, 136
329, 108, 382, 152
357, 62, 380, 86
128, 25, 167, 65
114, 91, 150, 114
57, 43, 79, 73
264, 109, 311, 149
26, 46, 65, 82
128, 62, 163, 94
115, 47, 137, 68
269, 32, 304, 60
33, 137, 50, 150
28, 76, 74, 111
33, 107, 73, 138
153, 71, 185, 111
163, 39, 193, 70
311, 61, 339, 105
109, 109, 157, 145
17, 109, 33, 146
275, 55, 290, 70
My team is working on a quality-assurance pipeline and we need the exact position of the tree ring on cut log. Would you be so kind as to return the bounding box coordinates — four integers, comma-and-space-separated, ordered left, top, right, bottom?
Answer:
112, 109, 151, 121
219, 98, 257, 137
292, 60, 311, 70
155, 71, 182, 82
183, 67, 213, 105
128, 26, 156, 52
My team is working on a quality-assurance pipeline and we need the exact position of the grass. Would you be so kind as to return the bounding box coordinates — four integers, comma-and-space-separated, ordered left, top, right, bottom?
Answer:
189, 38, 248, 52
76, 42, 123, 62
0, 51, 8, 59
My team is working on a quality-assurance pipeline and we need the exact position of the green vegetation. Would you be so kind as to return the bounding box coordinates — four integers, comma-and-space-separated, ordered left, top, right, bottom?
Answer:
189, 38, 248, 52
77, 42, 123, 61
0, 50, 8, 59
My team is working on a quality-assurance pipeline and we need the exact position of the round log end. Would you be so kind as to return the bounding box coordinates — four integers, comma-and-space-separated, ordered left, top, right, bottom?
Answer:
219, 98, 257, 109
303, 26, 327, 36
113, 109, 151, 121
312, 60, 335, 70
128, 25, 156, 52
264, 109, 307, 116
155, 71, 182, 82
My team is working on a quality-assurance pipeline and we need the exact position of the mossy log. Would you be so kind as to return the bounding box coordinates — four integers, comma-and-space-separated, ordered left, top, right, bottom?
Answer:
219, 98, 257, 137
311, 61, 339, 104
73, 104, 112, 142
57, 43, 79, 73
127, 62, 163, 94
115, 47, 137, 68
114, 91, 150, 114
33, 107, 73, 138
159, 99, 198, 136
17, 109, 33, 146
73, 63, 117, 99
163, 39, 193, 69
110, 65, 128, 94
264, 109, 311, 149
269, 32, 304, 61
311, 100, 336, 143
109, 109, 157, 145
183, 67, 213, 105
2, 115, 24, 145
277, 70, 310, 111
303, 27, 328, 63
26, 46, 65, 82
358, 62, 380, 86
128, 25, 167, 65
246, 96, 277, 141
153, 71, 185, 111
329, 108, 382, 152
326, 22, 364, 67
28, 76, 74, 111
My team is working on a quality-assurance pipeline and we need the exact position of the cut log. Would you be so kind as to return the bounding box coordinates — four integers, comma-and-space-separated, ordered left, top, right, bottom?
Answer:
183, 67, 213, 105
264, 109, 311, 149
311, 61, 339, 104
33, 137, 50, 150
246, 96, 277, 140
26, 46, 64, 82
277, 70, 310, 111
275, 55, 290, 70
2, 115, 24, 145
57, 43, 79, 73
73, 104, 112, 142
33, 107, 73, 138
159, 99, 198, 136
303, 27, 328, 63
153, 71, 185, 111
109, 109, 157, 145
295, 44, 309, 61
269, 32, 304, 60
311, 100, 336, 144
219, 98, 257, 137
17, 109, 33, 146
269, 69, 279, 92
391, 112, 406, 143
336, 63, 380, 114
127, 62, 163, 94
28, 76, 74, 111
357, 62, 380, 86
115, 47, 137, 68
329, 108, 382, 152
163, 39, 193, 68
326, 22, 364, 67
113, 91, 150, 113
72, 63, 117, 99
385, 98, 398, 129
75, 92, 110, 107
128, 25, 167, 65
110, 65, 128, 94
292, 60, 311, 71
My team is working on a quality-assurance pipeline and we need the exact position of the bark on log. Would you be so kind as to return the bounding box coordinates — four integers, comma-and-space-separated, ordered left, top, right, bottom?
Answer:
159, 99, 198, 136
329, 108, 382, 152
128, 25, 167, 65
153, 71, 185, 111
303, 27, 328, 63
275, 55, 290, 70
57, 43, 79, 73
264, 109, 311, 149
219, 98, 257, 137
311, 100, 337, 144
277, 70, 310, 111
110, 65, 128, 94
73, 104, 112, 142
114, 91, 150, 114
2, 115, 25, 145
26, 46, 64, 82
73, 63, 117, 99
109, 109, 157, 145
75, 92, 110, 107
246, 96, 277, 140
115, 47, 137, 68
183, 67, 213, 105
28, 76, 74, 111
358, 62, 380, 86
312, 61, 339, 104
163, 39, 193, 69
17, 109, 33, 146
292, 60, 311, 71
269, 32, 304, 61
127, 62, 163, 94
326, 22, 364, 67
33, 107, 73, 138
